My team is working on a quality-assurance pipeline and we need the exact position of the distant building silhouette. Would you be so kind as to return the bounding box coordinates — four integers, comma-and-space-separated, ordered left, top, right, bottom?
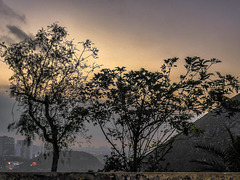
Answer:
0, 136, 15, 156
15, 140, 33, 159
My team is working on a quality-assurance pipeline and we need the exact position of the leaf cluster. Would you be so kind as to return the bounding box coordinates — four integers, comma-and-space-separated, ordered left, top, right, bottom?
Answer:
192, 128, 240, 172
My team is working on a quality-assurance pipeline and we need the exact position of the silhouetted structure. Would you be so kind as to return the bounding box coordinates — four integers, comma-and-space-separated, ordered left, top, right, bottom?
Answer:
15, 140, 33, 159
0, 136, 15, 157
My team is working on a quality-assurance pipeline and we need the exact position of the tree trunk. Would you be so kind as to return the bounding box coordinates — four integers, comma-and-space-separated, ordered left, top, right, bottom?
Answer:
132, 137, 138, 172
51, 143, 60, 172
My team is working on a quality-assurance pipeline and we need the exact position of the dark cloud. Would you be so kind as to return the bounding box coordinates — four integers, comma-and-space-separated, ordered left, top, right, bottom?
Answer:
0, 1, 28, 44
0, 0, 26, 23
6, 25, 29, 40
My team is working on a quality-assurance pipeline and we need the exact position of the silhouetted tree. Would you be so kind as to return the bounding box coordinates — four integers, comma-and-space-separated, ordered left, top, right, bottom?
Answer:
89, 57, 239, 172
192, 127, 240, 172
0, 23, 99, 172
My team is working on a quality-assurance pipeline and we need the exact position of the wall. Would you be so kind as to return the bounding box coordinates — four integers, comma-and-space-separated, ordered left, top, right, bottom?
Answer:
1, 172, 240, 180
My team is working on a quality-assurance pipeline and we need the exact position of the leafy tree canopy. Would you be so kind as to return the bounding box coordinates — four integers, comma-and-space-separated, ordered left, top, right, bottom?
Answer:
0, 23, 99, 172
88, 57, 239, 172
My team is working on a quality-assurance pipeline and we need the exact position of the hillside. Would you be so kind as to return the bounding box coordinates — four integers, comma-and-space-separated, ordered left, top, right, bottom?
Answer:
146, 94, 240, 171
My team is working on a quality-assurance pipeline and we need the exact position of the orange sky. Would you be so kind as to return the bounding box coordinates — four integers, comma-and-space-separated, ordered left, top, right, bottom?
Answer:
0, 0, 240, 146
1, 0, 240, 92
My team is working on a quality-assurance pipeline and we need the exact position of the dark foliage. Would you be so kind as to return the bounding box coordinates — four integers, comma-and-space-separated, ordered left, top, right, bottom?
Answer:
192, 127, 240, 172
0, 23, 99, 172
88, 57, 239, 172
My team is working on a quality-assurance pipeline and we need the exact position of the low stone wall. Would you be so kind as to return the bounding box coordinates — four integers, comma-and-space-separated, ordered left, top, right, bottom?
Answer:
1, 172, 240, 180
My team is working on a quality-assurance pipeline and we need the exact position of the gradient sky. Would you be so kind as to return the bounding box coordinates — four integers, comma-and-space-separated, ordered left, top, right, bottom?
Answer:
0, 0, 240, 146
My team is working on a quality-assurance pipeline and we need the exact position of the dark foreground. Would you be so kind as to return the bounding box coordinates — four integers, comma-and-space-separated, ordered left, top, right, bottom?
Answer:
0, 172, 240, 180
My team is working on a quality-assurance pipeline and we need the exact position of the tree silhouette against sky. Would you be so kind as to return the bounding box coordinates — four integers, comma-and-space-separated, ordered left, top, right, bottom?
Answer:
89, 57, 239, 172
0, 23, 99, 172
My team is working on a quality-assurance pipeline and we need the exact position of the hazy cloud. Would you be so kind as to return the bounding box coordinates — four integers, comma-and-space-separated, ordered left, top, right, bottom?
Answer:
6, 25, 29, 40
0, 93, 17, 133
0, 84, 9, 93
0, 93, 25, 141
0, 35, 15, 45
0, 0, 26, 23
